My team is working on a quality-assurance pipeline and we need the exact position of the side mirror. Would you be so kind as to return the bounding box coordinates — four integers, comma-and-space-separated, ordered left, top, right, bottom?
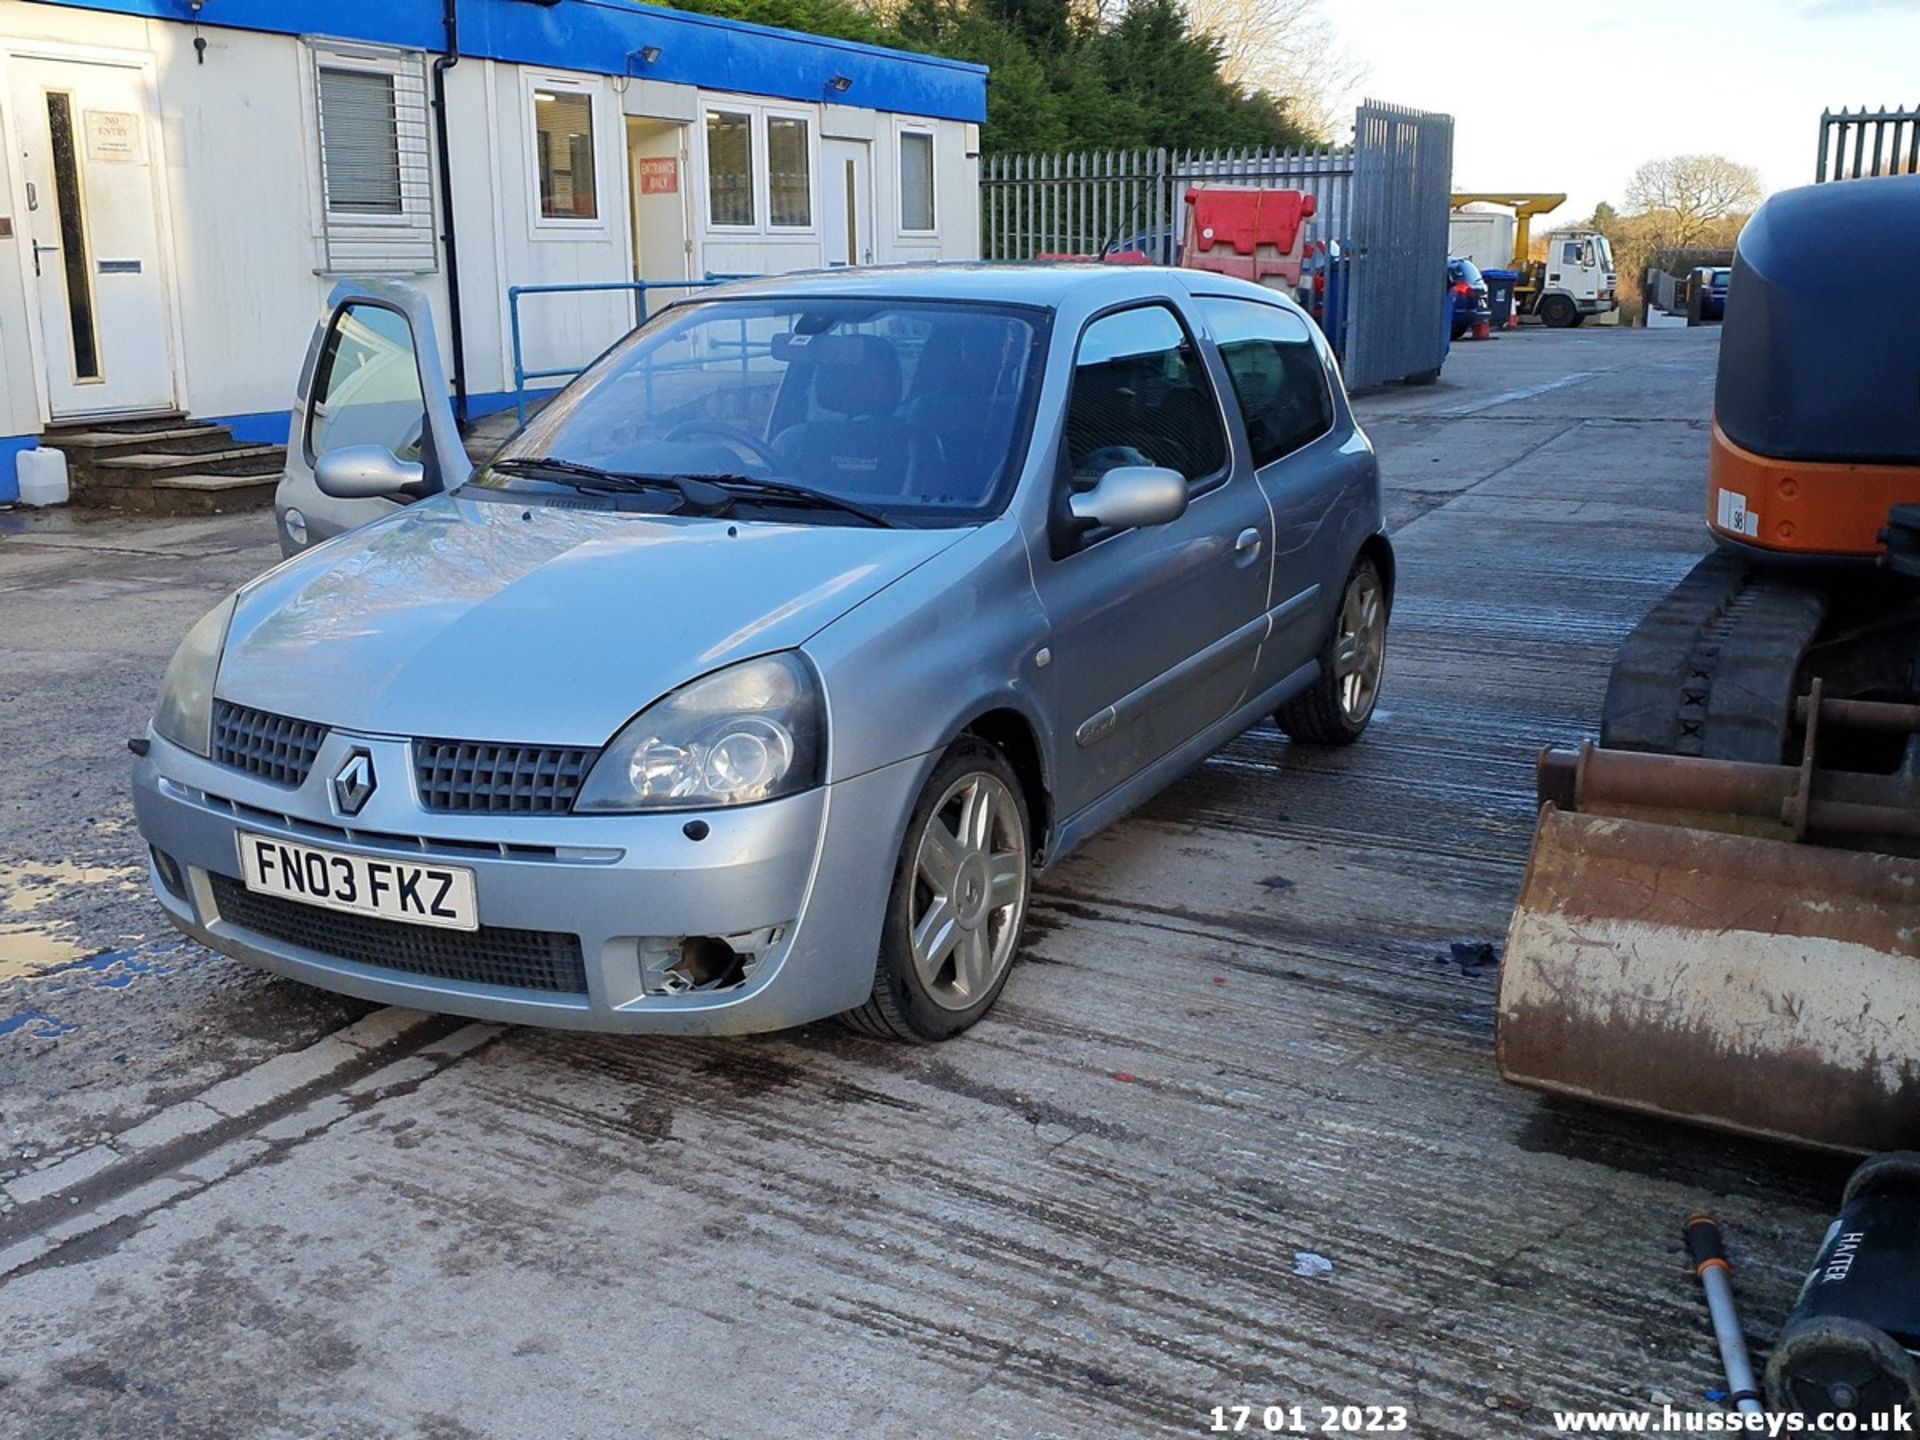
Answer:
314, 444, 426, 499
1069, 465, 1189, 531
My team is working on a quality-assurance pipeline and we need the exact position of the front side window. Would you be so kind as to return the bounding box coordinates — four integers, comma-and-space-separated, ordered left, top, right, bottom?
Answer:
1064, 305, 1227, 491
900, 131, 934, 231
307, 301, 425, 463
479, 298, 1048, 524
707, 111, 754, 227
768, 116, 812, 228
534, 89, 597, 220
1197, 298, 1333, 468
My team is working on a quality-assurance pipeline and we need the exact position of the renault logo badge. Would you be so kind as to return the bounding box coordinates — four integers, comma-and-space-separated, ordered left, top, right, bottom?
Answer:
332, 749, 376, 816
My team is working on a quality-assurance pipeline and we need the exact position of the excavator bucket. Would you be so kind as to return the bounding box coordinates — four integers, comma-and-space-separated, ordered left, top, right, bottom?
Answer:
1498, 804, 1920, 1155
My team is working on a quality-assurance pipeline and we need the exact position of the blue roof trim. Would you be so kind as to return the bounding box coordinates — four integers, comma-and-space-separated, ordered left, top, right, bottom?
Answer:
27, 0, 989, 123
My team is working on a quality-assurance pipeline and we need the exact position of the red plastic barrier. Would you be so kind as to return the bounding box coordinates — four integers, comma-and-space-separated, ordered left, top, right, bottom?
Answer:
1180, 186, 1318, 288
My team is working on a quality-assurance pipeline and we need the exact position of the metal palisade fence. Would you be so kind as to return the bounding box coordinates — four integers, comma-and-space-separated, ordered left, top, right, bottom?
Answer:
1816, 106, 1920, 181
980, 101, 1454, 390
981, 144, 1354, 265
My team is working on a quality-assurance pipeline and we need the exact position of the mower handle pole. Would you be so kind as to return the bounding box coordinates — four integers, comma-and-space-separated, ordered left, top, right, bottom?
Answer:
1685, 1214, 1767, 1415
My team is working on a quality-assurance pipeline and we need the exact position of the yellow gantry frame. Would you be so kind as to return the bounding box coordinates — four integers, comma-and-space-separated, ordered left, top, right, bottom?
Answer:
1448, 192, 1567, 272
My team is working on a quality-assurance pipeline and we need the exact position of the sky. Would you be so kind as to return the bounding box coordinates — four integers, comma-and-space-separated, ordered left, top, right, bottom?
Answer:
1322, 0, 1920, 222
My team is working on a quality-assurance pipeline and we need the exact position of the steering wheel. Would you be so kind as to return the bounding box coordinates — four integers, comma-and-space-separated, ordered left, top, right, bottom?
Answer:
661, 419, 781, 472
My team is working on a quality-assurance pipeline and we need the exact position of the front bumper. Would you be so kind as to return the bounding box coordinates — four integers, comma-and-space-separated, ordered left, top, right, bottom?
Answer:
133, 727, 927, 1033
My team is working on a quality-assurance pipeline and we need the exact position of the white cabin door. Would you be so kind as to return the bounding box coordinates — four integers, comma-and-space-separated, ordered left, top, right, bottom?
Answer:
822, 139, 872, 267
14, 56, 175, 418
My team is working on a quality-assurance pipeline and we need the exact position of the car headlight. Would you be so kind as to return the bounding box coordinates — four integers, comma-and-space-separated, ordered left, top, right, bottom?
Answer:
152, 595, 238, 757
573, 653, 824, 813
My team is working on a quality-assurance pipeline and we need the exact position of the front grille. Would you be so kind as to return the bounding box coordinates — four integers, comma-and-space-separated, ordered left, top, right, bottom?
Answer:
210, 874, 587, 994
212, 702, 328, 787
413, 739, 599, 814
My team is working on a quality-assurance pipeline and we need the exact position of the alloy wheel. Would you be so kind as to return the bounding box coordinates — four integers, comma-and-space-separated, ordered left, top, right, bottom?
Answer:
908, 772, 1027, 1011
1334, 568, 1386, 724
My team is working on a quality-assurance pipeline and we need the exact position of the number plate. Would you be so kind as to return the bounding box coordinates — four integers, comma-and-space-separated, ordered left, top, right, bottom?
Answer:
237, 833, 478, 932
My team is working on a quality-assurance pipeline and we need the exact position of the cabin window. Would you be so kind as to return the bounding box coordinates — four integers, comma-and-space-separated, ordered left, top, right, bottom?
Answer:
899, 130, 935, 232
767, 116, 812, 228
309, 44, 436, 273
534, 89, 597, 221
706, 111, 756, 228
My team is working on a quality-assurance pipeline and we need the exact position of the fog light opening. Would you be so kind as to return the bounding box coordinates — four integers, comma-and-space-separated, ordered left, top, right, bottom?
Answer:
639, 923, 786, 997
665, 936, 745, 993
151, 845, 188, 900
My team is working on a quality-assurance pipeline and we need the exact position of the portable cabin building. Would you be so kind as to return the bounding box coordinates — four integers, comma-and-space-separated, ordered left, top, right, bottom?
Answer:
0, 0, 987, 499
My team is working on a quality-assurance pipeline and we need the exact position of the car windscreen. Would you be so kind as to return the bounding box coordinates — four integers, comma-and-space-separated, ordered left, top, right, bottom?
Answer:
476, 297, 1049, 525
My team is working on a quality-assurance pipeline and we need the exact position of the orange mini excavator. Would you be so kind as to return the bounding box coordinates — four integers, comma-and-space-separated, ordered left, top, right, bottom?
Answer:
1498, 173, 1920, 1155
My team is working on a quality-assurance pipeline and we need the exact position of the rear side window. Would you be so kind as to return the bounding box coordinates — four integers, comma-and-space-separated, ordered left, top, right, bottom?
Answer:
1064, 305, 1227, 489
1197, 297, 1333, 468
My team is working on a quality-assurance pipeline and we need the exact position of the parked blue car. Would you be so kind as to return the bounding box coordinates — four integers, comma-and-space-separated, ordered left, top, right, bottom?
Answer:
1449, 257, 1491, 339
1701, 266, 1731, 321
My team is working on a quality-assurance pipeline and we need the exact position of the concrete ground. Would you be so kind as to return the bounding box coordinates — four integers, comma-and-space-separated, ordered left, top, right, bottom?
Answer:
0, 327, 1855, 1439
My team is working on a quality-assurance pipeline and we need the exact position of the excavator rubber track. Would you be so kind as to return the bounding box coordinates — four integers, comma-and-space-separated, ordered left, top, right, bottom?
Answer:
1600, 550, 1828, 765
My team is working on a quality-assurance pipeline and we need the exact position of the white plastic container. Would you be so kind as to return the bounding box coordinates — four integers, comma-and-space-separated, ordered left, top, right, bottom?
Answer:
16, 447, 69, 507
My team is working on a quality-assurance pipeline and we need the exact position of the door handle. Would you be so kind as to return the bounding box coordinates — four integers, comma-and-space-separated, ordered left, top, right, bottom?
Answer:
31, 240, 57, 278
1234, 527, 1263, 565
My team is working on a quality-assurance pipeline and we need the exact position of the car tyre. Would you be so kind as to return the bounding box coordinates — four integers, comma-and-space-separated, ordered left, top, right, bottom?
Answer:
842, 739, 1032, 1042
1538, 294, 1577, 328
1277, 555, 1389, 746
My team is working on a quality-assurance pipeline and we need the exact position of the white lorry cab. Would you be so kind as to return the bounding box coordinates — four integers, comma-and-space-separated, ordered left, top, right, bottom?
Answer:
1448, 199, 1619, 328
1536, 229, 1618, 327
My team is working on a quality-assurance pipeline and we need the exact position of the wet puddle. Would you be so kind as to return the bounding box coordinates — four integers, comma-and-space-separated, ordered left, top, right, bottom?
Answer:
0, 938, 200, 1041
0, 858, 143, 981
0, 858, 207, 1038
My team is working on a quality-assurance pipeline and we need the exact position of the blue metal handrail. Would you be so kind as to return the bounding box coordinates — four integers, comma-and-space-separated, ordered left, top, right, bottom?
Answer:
507, 276, 752, 422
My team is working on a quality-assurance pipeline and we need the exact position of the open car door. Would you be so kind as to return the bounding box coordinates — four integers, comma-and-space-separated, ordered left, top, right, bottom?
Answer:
274, 280, 468, 555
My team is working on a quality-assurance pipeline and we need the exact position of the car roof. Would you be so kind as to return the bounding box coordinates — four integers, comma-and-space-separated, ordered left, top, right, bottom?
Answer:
696, 261, 1292, 311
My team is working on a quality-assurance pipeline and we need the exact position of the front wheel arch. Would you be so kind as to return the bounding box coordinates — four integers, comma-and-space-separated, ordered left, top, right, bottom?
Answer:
955, 705, 1051, 864
1357, 532, 1396, 612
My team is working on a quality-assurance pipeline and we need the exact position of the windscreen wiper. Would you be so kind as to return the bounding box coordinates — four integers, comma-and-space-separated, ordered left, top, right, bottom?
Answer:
680, 473, 897, 529
490, 457, 731, 513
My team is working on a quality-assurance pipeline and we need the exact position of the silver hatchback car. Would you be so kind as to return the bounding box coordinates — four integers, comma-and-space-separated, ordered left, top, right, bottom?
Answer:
134, 265, 1391, 1040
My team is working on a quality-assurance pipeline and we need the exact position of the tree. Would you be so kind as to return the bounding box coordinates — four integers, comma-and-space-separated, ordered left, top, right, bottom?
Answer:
1181, 0, 1364, 140
1623, 154, 1763, 247
654, 0, 1318, 154
1072, 0, 1310, 151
